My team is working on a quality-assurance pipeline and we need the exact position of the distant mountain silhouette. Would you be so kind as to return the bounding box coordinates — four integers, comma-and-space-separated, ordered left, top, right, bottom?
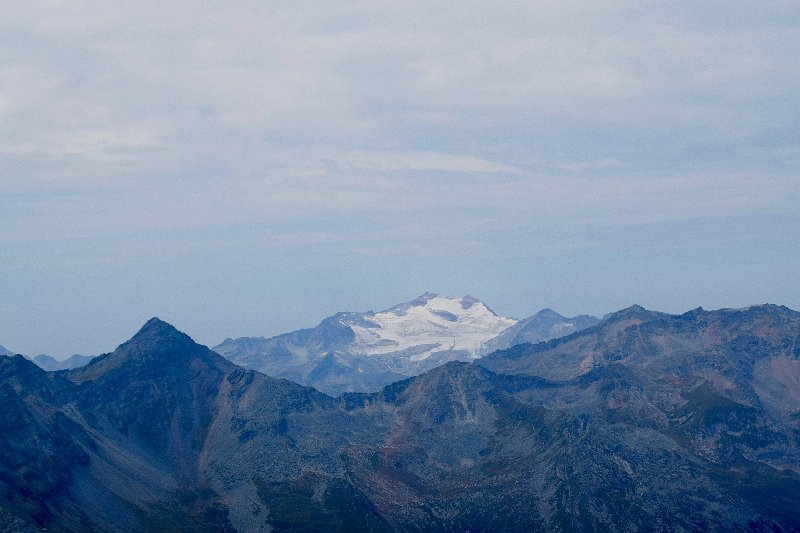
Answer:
32, 353, 94, 371
481, 307, 600, 354
214, 293, 516, 395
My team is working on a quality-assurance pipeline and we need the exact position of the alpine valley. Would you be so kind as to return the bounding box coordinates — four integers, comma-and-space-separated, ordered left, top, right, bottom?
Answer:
1, 301, 800, 531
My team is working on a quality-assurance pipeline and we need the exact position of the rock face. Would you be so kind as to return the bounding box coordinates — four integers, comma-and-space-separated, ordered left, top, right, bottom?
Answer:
0, 319, 350, 531
214, 293, 517, 395
1, 307, 800, 531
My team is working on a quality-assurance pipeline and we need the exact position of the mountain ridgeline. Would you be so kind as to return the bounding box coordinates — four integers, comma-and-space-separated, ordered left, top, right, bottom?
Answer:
1, 305, 800, 531
0, 344, 95, 371
214, 294, 598, 395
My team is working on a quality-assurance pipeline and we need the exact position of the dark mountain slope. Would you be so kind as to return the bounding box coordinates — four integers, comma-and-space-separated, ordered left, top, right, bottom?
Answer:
65, 318, 387, 531
0, 356, 92, 530
479, 304, 800, 425
479, 305, 670, 380
340, 360, 800, 531
0, 319, 369, 531
1, 309, 799, 531
476, 304, 800, 528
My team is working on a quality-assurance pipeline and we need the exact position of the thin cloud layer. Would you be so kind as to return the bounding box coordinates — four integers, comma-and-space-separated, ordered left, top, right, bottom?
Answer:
1, 1, 798, 355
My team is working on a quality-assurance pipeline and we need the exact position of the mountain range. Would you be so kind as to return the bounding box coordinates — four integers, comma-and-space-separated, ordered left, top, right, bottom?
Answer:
480, 307, 600, 355
0, 343, 95, 372
214, 293, 598, 395
1, 304, 799, 530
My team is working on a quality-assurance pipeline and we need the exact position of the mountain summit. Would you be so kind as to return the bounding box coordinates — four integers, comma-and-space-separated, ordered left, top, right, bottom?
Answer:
69, 317, 225, 383
127, 317, 194, 351
0, 318, 345, 531
214, 293, 516, 395
481, 307, 600, 354
343, 293, 515, 359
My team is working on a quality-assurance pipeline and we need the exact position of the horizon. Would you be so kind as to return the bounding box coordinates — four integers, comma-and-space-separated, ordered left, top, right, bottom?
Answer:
6, 296, 796, 361
2, 2, 798, 357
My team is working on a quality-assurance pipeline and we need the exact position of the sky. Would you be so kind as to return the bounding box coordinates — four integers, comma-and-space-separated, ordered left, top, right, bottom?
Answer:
2, 1, 799, 358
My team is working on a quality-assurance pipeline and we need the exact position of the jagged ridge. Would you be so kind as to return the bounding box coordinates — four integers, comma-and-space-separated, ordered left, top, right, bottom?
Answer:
2, 306, 800, 531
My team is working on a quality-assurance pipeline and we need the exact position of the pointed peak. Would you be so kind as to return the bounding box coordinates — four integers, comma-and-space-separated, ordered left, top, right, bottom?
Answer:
386, 293, 493, 312
602, 304, 665, 325
136, 317, 178, 335
68, 317, 227, 383
124, 317, 195, 353
388, 293, 502, 317
1, 353, 31, 366
459, 295, 487, 310
0, 353, 46, 381
613, 304, 650, 315
680, 306, 706, 317
535, 308, 566, 319
412, 292, 441, 305
383, 293, 442, 314
32, 354, 59, 371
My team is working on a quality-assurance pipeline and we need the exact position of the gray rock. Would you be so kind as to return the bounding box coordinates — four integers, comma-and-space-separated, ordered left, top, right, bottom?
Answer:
1, 306, 799, 531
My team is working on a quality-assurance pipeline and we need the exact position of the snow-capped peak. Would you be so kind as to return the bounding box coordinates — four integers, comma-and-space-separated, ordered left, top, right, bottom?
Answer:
343, 294, 517, 361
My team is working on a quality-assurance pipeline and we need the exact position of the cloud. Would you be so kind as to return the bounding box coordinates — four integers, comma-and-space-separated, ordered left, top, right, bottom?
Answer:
0, 1, 799, 355
3, 2, 797, 179
335, 151, 525, 174
556, 158, 622, 173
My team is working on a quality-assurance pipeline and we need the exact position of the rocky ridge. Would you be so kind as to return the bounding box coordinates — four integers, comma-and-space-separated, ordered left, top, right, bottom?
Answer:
0, 306, 798, 530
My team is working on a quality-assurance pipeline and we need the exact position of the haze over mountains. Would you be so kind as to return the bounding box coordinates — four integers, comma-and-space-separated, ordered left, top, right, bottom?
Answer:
1, 303, 799, 530
0, 344, 95, 372
481, 308, 600, 356
3, 294, 600, 386
31, 354, 95, 372
214, 293, 598, 395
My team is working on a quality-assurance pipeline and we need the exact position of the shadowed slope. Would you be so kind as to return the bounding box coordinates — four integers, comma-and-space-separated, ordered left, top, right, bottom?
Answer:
2, 310, 800, 531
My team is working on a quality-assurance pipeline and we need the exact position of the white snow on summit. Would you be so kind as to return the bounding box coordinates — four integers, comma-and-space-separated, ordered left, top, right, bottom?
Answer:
344, 293, 517, 361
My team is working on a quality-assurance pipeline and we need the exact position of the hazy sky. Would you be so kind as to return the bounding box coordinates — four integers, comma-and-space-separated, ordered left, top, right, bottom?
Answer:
2, 1, 799, 357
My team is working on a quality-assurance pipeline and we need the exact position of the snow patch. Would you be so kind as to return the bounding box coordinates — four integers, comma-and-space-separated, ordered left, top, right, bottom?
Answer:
344, 295, 516, 361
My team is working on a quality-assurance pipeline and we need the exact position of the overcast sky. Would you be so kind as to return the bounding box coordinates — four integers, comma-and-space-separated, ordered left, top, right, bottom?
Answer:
2, 1, 799, 357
